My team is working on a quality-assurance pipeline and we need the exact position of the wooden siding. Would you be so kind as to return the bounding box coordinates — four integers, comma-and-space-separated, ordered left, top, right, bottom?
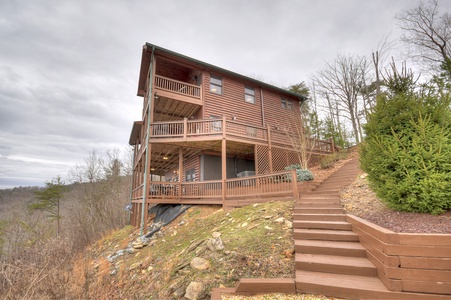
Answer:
203, 73, 263, 127
347, 215, 451, 295
262, 89, 301, 129
183, 155, 199, 182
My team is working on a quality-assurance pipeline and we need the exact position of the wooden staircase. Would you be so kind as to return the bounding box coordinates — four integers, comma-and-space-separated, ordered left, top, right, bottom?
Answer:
294, 156, 450, 300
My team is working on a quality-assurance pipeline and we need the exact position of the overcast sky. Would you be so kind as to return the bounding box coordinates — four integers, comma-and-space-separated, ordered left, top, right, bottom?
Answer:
1, 0, 450, 189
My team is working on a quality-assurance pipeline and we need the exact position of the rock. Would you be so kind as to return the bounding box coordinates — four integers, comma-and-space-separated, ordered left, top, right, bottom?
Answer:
275, 217, 285, 223
264, 226, 273, 231
212, 232, 221, 238
241, 222, 248, 227
132, 237, 149, 249
190, 257, 210, 270
206, 234, 224, 251
184, 282, 203, 300
173, 286, 185, 298
284, 220, 293, 229
132, 242, 144, 249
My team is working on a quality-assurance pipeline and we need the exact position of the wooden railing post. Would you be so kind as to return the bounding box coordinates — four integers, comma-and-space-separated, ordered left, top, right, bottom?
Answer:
183, 117, 188, 141
222, 115, 227, 138
221, 138, 227, 207
291, 169, 299, 200
179, 148, 183, 198
267, 125, 273, 173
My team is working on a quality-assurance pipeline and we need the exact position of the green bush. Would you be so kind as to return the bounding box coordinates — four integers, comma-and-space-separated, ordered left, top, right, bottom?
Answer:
284, 165, 313, 182
319, 152, 347, 169
360, 90, 451, 215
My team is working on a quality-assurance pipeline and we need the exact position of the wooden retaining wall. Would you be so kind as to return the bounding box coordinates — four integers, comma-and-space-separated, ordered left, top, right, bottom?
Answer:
346, 215, 451, 295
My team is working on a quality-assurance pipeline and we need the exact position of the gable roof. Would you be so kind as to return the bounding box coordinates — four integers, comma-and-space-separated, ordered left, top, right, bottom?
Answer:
137, 42, 307, 101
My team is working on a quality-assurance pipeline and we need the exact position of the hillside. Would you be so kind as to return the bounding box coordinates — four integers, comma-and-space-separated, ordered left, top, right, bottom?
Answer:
70, 202, 297, 299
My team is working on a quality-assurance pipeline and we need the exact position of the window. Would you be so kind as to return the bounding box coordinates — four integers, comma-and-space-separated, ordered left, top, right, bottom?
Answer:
209, 74, 222, 94
185, 168, 195, 182
281, 98, 292, 110
244, 86, 255, 104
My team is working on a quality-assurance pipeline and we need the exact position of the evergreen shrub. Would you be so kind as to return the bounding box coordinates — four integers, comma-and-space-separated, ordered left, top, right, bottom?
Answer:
360, 91, 451, 214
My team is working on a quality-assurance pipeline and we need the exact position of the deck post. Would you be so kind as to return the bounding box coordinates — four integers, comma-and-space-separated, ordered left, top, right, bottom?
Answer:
221, 138, 227, 207
267, 125, 273, 173
140, 47, 155, 235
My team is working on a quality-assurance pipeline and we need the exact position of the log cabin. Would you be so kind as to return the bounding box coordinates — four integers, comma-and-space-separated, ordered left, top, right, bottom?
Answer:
128, 42, 336, 232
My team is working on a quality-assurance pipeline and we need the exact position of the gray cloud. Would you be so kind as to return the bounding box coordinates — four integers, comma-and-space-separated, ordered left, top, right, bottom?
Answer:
1, 0, 450, 188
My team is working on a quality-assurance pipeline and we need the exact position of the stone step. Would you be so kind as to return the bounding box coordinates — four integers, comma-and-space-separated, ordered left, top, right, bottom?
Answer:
295, 239, 367, 257
296, 253, 378, 277
293, 220, 352, 231
293, 228, 359, 242
293, 213, 347, 222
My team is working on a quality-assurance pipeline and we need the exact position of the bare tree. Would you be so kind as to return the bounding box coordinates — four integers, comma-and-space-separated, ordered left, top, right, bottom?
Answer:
370, 35, 396, 100
397, 0, 451, 76
311, 54, 371, 144
67, 150, 103, 183
282, 110, 316, 170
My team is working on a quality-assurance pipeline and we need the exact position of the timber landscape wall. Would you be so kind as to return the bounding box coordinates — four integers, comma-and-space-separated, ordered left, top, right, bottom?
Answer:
347, 215, 451, 295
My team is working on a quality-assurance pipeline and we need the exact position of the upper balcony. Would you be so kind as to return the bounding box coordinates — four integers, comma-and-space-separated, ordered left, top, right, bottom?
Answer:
154, 75, 202, 105
151, 75, 203, 122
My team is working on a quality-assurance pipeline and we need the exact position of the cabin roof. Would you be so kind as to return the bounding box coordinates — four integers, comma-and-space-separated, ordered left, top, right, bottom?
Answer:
128, 121, 142, 145
137, 42, 307, 102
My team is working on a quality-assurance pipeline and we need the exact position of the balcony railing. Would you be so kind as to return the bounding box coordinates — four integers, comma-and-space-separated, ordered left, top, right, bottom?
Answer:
154, 75, 201, 99
132, 169, 298, 202
149, 118, 337, 153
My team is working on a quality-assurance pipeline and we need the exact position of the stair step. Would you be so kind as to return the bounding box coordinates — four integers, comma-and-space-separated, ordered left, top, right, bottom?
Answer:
293, 207, 344, 214
296, 253, 378, 276
296, 202, 341, 208
294, 228, 359, 241
295, 239, 367, 257
293, 213, 347, 222
322, 177, 356, 183
295, 270, 392, 299
302, 191, 338, 196
294, 220, 352, 230
311, 188, 342, 192
300, 195, 340, 201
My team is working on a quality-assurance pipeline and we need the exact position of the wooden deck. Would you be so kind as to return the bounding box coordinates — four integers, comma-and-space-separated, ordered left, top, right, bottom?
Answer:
130, 170, 299, 228
131, 170, 298, 204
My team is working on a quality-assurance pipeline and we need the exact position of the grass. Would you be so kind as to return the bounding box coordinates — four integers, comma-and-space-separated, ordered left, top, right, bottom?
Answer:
74, 201, 297, 299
